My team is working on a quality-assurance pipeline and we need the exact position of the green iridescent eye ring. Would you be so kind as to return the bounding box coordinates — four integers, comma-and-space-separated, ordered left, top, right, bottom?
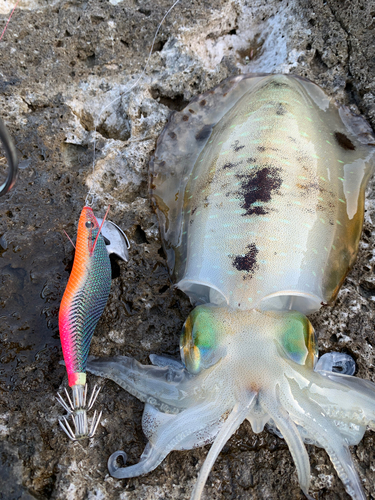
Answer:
278, 312, 317, 368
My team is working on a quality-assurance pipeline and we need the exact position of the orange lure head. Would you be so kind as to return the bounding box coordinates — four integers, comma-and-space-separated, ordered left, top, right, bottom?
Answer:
76, 206, 104, 257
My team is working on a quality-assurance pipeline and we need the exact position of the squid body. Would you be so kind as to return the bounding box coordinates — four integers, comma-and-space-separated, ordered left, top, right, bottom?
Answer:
87, 74, 375, 499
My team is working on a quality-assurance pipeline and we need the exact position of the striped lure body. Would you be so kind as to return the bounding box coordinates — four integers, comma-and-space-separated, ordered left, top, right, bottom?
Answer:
59, 206, 111, 387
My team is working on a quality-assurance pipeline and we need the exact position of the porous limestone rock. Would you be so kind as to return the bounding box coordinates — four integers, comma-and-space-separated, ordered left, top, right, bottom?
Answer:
0, 0, 374, 499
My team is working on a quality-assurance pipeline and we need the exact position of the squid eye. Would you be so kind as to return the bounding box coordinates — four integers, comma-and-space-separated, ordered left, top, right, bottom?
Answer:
278, 312, 317, 368
85, 221, 94, 228
180, 306, 224, 375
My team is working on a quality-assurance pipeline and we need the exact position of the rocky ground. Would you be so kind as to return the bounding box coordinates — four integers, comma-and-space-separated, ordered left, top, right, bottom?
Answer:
0, 0, 375, 498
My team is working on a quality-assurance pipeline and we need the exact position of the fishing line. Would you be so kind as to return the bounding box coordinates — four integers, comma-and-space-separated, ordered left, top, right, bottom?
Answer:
85, 0, 182, 207
0, 0, 19, 42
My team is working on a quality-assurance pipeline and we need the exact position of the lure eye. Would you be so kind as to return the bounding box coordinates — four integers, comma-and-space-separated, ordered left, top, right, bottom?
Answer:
180, 306, 225, 375
85, 221, 94, 229
277, 312, 317, 369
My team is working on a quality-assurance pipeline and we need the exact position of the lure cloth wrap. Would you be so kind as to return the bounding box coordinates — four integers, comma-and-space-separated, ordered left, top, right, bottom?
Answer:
59, 207, 111, 387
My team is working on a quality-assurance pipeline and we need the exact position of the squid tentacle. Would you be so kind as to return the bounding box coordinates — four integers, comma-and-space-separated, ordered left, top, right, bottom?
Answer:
285, 379, 366, 500
149, 353, 184, 369
261, 386, 311, 496
87, 355, 194, 413
108, 442, 167, 479
316, 371, 375, 426
290, 368, 375, 436
142, 403, 227, 451
190, 391, 257, 500
107, 399, 231, 479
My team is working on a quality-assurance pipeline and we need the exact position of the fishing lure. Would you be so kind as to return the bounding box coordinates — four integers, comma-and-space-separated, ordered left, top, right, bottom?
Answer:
57, 206, 112, 440
87, 74, 375, 499
56, 204, 130, 440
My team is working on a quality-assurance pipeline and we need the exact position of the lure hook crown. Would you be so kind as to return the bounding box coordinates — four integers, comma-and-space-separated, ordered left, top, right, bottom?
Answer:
56, 384, 102, 441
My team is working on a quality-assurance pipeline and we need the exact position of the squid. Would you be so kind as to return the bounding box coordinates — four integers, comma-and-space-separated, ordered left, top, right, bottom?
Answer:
88, 74, 375, 499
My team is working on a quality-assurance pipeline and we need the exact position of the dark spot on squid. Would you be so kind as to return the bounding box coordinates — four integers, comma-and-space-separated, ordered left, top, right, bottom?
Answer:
223, 160, 243, 169
276, 103, 287, 116
182, 115, 189, 121
334, 131, 355, 151
232, 243, 259, 275
200, 99, 207, 106
237, 166, 283, 216
195, 124, 213, 141
189, 108, 195, 114
231, 140, 245, 152
159, 161, 166, 167
269, 81, 289, 88
169, 132, 177, 140
297, 180, 320, 193
247, 157, 256, 163
257, 146, 266, 152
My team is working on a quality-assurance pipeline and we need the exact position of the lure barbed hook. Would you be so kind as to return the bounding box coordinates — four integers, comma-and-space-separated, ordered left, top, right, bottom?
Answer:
56, 384, 103, 440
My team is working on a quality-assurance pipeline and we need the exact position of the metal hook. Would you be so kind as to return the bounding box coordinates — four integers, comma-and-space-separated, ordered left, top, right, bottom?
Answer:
85, 191, 95, 208
0, 116, 18, 197
56, 384, 102, 440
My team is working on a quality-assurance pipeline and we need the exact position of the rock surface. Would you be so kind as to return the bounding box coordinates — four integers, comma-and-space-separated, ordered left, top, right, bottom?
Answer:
0, 0, 375, 499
